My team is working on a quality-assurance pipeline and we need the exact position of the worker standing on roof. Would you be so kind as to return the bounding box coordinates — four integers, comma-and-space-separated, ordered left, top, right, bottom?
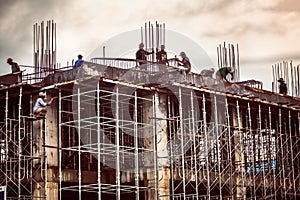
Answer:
156, 45, 168, 65
136, 43, 154, 66
33, 92, 54, 117
74, 54, 83, 69
7, 58, 20, 73
278, 78, 287, 95
216, 66, 234, 82
201, 67, 215, 78
176, 52, 191, 73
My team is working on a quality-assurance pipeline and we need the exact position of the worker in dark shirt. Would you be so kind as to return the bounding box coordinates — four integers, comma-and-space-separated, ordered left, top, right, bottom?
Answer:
156, 45, 168, 65
176, 51, 191, 73
278, 78, 287, 95
7, 58, 20, 73
136, 43, 154, 66
216, 67, 234, 82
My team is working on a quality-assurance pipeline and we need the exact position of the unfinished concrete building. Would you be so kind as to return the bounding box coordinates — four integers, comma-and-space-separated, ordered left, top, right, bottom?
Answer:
0, 21, 300, 200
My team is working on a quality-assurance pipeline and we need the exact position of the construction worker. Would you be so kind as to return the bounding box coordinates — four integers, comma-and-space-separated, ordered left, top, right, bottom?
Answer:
136, 43, 154, 66
156, 45, 168, 65
33, 92, 54, 117
278, 78, 287, 95
176, 51, 191, 73
216, 67, 234, 82
74, 54, 83, 69
7, 58, 20, 73
201, 67, 215, 78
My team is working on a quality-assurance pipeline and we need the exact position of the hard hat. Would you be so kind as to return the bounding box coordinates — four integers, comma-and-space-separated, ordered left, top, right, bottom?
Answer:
139, 43, 144, 49
39, 92, 46, 97
179, 52, 186, 57
278, 78, 285, 82
7, 58, 13, 62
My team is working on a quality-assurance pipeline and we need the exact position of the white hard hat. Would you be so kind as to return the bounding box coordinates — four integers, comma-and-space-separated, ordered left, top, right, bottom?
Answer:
39, 92, 46, 97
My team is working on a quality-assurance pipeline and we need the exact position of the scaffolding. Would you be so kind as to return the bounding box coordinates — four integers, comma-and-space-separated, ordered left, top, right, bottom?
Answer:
0, 60, 300, 199
0, 84, 47, 199
57, 78, 158, 199
0, 21, 300, 200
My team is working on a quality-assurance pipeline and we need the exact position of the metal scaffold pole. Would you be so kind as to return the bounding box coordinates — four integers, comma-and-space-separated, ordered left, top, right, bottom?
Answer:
78, 86, 82, 200
297, 113, 300, 196
153, 93, 158, 200
202, 93, 210, 199
235, 99, 245, 198
167, 96, 175, 199
190, 90, 199, 200
4, 89, 8, 190
96, 82, 102, 200
288, 110, 296, 199
134, 91, 139, 200
278, 108, 286, 199
115, 85, 121, 200
18, 86, 22, 199
225, 97, 234, 197
58, 88, 62, 200
178, 86, 186, 199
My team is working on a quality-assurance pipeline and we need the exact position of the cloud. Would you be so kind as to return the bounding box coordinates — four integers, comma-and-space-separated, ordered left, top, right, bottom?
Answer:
273, 0, 300, 13
0, 0, 299, 91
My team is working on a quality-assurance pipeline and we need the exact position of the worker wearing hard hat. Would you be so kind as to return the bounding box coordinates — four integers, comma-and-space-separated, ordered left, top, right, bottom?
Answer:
33, 92, 54, 117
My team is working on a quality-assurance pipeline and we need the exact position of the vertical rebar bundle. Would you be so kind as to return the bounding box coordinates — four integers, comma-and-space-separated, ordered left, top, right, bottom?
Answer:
272, 60, 300, 96
217, 42, 240, 81
33, 20, 57, 82
140, 21, 166, 63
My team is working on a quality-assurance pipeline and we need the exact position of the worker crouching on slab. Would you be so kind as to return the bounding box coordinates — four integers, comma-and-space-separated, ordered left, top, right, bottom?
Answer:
216, 66, 234, 84
33, 92, 54, 118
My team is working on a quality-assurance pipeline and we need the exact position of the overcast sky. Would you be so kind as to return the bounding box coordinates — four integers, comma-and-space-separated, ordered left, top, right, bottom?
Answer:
1, 0, 300, 90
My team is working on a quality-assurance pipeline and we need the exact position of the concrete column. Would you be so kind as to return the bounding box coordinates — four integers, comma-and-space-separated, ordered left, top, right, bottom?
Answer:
142, 92, 170, 200
32, 91, 59, 200
232, 102, 246, 198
